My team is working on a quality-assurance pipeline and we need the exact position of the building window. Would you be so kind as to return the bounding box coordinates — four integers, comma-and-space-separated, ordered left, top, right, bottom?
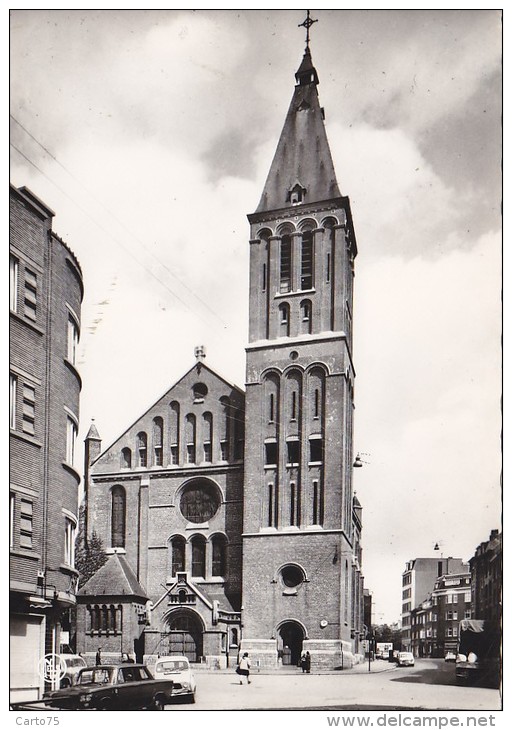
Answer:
265, 441, 277, 466
287, 440, 300, 465
22, 384, 36, 435
88, 604, 121, 634
171, 536, 186, 575
10, 494, 15, 549
280, 564, 304, 588
464, 591, 471, 603
313, 388, 320, 419
269, 393, 275, 423
220, 440, 228, 461
203, 412, 212, 463
268, 483, 274, 527
312, 479, 324, 525
170, 445, 179, 465
280, 235, 292, 293
153, 417, 163, 466
111, 486, 126, 548
309, 436, 323, 462
137, 432, 147, 467
10, 255, 19, 312
464, 609, 471, 619
121, 447, 132, 469
301, 300, 312, 333
262, 263, 267, 292
66, 417, 77, 465
19, 499, 33, 549
291, 390, 297, 420
24, 268, 37, 321
192, 383, 208, 403
326, 252, 331, 283
212, 535, 227, 576
64, 516, 76, 566
191, 536, 206, 577
185, 414, 196, 464
300, 231, 313, 289
67, 315, 79, 365
279, 302, 290, 336
10, 373, 17, 429
180, 479, 220, 523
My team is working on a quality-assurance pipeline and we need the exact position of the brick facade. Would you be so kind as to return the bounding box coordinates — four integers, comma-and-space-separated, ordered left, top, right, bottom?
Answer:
10, 184, 83, 701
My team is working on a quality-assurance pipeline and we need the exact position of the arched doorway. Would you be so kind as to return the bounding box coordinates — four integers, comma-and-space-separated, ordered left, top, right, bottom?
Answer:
163, 610, 203, 663
277, 621, 305, 667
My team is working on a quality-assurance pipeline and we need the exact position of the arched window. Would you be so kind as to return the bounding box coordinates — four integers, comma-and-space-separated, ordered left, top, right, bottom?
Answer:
111, 486, 126, 548
121, 447, 131, 469
301, 299, 312, 334
280, 235, 292, 293
171, 536, 186, 575
137, 432, 147, 467
202, 412, 213, 462
279, 303, 290, 337
211, 534, 227, 576
170, 401, 180, 465
191, 535, 206, 578
153, 417, 163, 466
185, 414, 196, 464
301, 231, 314, 289
219, 397, 230, 461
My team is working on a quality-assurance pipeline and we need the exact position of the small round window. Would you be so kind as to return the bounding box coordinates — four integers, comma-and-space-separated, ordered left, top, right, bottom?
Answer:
193, 383, 208, 402
280, 564, 304, 588
180, 479, 220, 523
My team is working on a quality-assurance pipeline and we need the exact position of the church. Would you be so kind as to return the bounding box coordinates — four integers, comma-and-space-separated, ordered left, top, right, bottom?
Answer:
77, 27, 366, 672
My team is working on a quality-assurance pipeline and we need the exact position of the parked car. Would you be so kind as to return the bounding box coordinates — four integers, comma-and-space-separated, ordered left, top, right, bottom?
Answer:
59, 654, 87, 687
444, 651, 457, 663
397, 652, 415, 667
44, 664, 174, 710
153, 655, 196, 703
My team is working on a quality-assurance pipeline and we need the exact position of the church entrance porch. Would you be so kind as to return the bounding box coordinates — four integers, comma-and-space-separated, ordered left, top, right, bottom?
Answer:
162, 610, 204, 663
277, 620, 305, 667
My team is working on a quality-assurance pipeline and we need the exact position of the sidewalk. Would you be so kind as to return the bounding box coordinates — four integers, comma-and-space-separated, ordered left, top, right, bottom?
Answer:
194, 660, 396, 676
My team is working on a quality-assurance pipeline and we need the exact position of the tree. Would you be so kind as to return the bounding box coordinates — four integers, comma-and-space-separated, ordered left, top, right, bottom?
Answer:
74, 501, 108, 587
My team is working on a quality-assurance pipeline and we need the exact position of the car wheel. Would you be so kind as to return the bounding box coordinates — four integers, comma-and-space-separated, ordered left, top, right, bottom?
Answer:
98, 699, 112, 711
188, 693, 196, 704
152, 695, 165, 711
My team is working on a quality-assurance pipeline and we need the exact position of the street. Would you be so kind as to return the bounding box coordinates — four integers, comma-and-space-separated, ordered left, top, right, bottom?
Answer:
167, 659, 501, 712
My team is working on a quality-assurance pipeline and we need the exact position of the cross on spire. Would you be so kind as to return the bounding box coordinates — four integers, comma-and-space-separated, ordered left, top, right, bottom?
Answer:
298, 10, 318, 49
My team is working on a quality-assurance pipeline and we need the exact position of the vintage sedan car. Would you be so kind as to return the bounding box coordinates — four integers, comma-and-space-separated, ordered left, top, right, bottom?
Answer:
44, 664, 174, 710
397, 651, 415, 667
153, 656, 196, 703
59, 654, 87, 687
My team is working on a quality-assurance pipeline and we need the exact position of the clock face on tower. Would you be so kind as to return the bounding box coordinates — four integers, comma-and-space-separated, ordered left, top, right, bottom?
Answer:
180, 479, 220, 523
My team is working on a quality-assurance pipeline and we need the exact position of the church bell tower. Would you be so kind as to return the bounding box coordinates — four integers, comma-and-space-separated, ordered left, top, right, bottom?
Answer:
241, 19, 361, 669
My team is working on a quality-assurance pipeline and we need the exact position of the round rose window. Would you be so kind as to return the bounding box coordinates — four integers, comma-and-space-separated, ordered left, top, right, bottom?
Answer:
180, 480, 220, 523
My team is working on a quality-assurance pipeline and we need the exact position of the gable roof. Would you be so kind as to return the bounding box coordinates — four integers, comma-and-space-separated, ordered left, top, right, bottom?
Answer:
78, 553, 148, 600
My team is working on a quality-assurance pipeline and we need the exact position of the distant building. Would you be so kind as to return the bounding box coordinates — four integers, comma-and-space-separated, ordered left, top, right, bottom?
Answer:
401, 557, 466, 651
10, 184, 83, 701
470, 529, 502, 627
410, 570, 471, 658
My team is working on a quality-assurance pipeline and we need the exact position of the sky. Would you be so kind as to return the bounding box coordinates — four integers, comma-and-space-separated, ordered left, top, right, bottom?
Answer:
9, 8, 502, 626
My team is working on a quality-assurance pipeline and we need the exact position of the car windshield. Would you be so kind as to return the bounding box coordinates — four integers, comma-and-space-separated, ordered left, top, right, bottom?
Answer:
156, 660, 188, 672
399, 653, 412, 658
65, 658, 85, 668
77, 668, 113, 685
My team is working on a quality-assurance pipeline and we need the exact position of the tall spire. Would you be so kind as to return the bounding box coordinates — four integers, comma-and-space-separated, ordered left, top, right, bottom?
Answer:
254, 13, 340, 214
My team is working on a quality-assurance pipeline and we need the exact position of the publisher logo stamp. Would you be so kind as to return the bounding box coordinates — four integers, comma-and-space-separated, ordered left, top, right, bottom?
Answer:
38, 653, 67, 683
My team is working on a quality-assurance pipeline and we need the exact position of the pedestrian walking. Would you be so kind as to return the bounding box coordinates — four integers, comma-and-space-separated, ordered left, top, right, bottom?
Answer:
95, 647, 102, 665
237, 652, 251, 685
305, 651, 311, 673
